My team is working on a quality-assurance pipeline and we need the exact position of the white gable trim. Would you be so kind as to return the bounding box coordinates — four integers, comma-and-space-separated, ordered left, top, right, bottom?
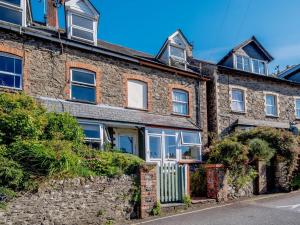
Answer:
169, 30, 190, 48
65, 0, 99, 19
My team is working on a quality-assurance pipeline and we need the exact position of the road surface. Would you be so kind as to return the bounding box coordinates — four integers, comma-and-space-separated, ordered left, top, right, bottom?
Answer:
135, 191, 300, 225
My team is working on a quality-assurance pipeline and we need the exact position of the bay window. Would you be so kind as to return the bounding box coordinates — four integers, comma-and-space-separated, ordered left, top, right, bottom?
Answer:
0, 0, 25, 26
231, 89, 245, 112
172, 89, 189, 115
70, 69, 96, 103
0, 53, 22, 89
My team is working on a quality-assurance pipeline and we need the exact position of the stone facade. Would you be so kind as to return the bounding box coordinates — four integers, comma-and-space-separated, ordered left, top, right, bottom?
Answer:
0, 176, 137, 225
208, 67, 300, 137
0, 29, 208, 146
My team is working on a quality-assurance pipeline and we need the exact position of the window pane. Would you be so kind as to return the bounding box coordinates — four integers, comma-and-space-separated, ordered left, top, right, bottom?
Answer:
259, 61, 266, 75
297, 109, 300, 118
0, 6, 22, 25
0, 73, 14, 87
72, 70, 95, 85
15, 58, 22, 74
181, 145, 200, 160
2, 0, 21, 5
232, 101, 244, 112
15, 75, 20, 88
181, 131, 200, 144
72, 14, 93, 30
71, 85, 96, 102
266, 95, 275, 106
119, 136, 133, 154
232, 89, 243, 101
173, 102, 188, 115
149, 136, 161, 159
236, 55, 243, 70
72, 27, 94, 41
170, 46, 185, 59
296, 100, 300, 110
0, 55, 14, 73
165, 136, 176, 159
173, 90, 188, 102
127, 80, 147, 109
80, 123, 100, 139
253, 59, 259, 74
243, 57, 251, 72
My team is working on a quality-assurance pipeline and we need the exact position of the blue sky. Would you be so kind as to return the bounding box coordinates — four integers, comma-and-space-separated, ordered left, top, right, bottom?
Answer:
31, 0, 300, 73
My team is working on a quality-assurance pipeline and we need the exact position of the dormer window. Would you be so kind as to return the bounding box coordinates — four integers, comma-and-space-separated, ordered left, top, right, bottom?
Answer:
0, 0, 25, 26
65, 0, 99, 45
157, 30, 192, 71
235, 54, 267, 75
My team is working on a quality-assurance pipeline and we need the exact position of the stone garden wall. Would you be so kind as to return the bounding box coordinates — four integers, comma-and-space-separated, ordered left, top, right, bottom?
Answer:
0, 176, 137, 225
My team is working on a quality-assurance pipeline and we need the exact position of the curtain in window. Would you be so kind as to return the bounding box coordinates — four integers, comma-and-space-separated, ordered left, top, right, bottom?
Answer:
232, 89, 245, 112
266, 95, 276, 115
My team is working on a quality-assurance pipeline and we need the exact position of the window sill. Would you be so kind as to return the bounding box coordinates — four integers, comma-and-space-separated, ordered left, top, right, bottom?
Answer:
0, 86, 22, 92
67, 99, 97, 105
178, 160, 202, 164
171, 113, 191, 118
125, 106, 148, 112
231, 110, 246, 114
265, 114, 279, 118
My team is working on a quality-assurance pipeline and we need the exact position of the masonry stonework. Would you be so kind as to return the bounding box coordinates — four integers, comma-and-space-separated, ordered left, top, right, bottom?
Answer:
0, 176, 137, 225
209, 68, 300, 137
0, 29, 208, 146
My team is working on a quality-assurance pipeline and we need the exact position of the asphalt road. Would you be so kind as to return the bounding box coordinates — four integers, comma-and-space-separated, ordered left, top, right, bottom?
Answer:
135, 191, 300, 225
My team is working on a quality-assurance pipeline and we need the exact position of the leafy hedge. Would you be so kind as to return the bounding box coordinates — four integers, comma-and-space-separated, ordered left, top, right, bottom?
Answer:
209, 127, 299, 190
0, 93, 144, 205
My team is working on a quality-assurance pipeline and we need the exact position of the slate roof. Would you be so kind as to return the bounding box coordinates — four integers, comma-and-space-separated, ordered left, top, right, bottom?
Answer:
235, 118, 290, 129
38, 97, 200, 130
278, 64, 300, 79
218, 36, 274, 65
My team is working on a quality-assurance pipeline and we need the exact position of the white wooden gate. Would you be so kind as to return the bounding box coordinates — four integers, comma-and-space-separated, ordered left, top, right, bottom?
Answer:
157, 163, 188, 203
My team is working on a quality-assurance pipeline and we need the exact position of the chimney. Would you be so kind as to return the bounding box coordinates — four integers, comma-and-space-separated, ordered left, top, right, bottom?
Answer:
47, 0, 59, 29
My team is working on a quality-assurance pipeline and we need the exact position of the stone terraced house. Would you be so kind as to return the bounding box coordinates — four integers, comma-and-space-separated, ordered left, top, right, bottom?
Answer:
1, 0, 300, 164
207, 36, 300, 137
0, 0, 213, 165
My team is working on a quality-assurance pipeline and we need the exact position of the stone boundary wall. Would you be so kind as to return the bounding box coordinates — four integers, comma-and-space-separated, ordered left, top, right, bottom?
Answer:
0, 176, 137, 225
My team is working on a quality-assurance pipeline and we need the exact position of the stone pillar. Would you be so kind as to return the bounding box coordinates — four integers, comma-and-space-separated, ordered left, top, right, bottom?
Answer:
205, 164, 228, 202
275, 160, 290, 192
256, 160, 267, 194
139, 163, 158, 219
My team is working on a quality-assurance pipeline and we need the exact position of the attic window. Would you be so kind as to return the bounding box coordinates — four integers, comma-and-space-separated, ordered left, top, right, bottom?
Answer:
70, 14, 95, 42
0, 0, 25, 25
235, 54, 267, 75
170, 46, 185, 59
169, 45, 187, 70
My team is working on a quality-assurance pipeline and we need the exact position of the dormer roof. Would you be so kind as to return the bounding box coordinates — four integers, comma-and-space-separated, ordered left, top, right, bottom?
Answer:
218, 36, 274, 65
278, 64, 300, 79
156, 29, 193, 59
65, 0, 100, 19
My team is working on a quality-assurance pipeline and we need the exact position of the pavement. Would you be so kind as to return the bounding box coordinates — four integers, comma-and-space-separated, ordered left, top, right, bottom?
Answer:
133, 191, 300, 225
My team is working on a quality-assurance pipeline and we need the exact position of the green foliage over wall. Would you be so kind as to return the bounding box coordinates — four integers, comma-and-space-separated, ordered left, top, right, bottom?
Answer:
0, 93, 144, 205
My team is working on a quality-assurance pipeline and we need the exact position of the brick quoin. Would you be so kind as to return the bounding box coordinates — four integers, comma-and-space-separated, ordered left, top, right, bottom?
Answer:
0, 44, 29, 92
65, 61, 102, 104
123, 73, 153, 111
168, 83, 193, 118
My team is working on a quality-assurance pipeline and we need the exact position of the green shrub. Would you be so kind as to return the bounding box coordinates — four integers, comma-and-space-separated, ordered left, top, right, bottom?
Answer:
291, 174, 300, 190
44, 112, 84, 143
183, 195, 192, 208
151, 202, 161, 216
86, 151, 143, 177
0, 155, 24, 190
248, 138, 275, 162
190, 166, 206, 197
0, 93, 46, 145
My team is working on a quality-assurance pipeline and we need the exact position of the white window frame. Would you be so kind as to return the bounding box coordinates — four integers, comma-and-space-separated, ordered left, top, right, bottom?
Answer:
180, 131, 202, 146
0, 52, 22, 90
172, 89, 189, 116
78, 121, 104, 149
230, 87, 246, 113
234, 54, 268, 75
295, 98, 300, 119
168, 44, 187, 70
67, 12, 97, 45
70, 68, 96, 103
264, 93, 279, 117
0, 0, 26, 26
